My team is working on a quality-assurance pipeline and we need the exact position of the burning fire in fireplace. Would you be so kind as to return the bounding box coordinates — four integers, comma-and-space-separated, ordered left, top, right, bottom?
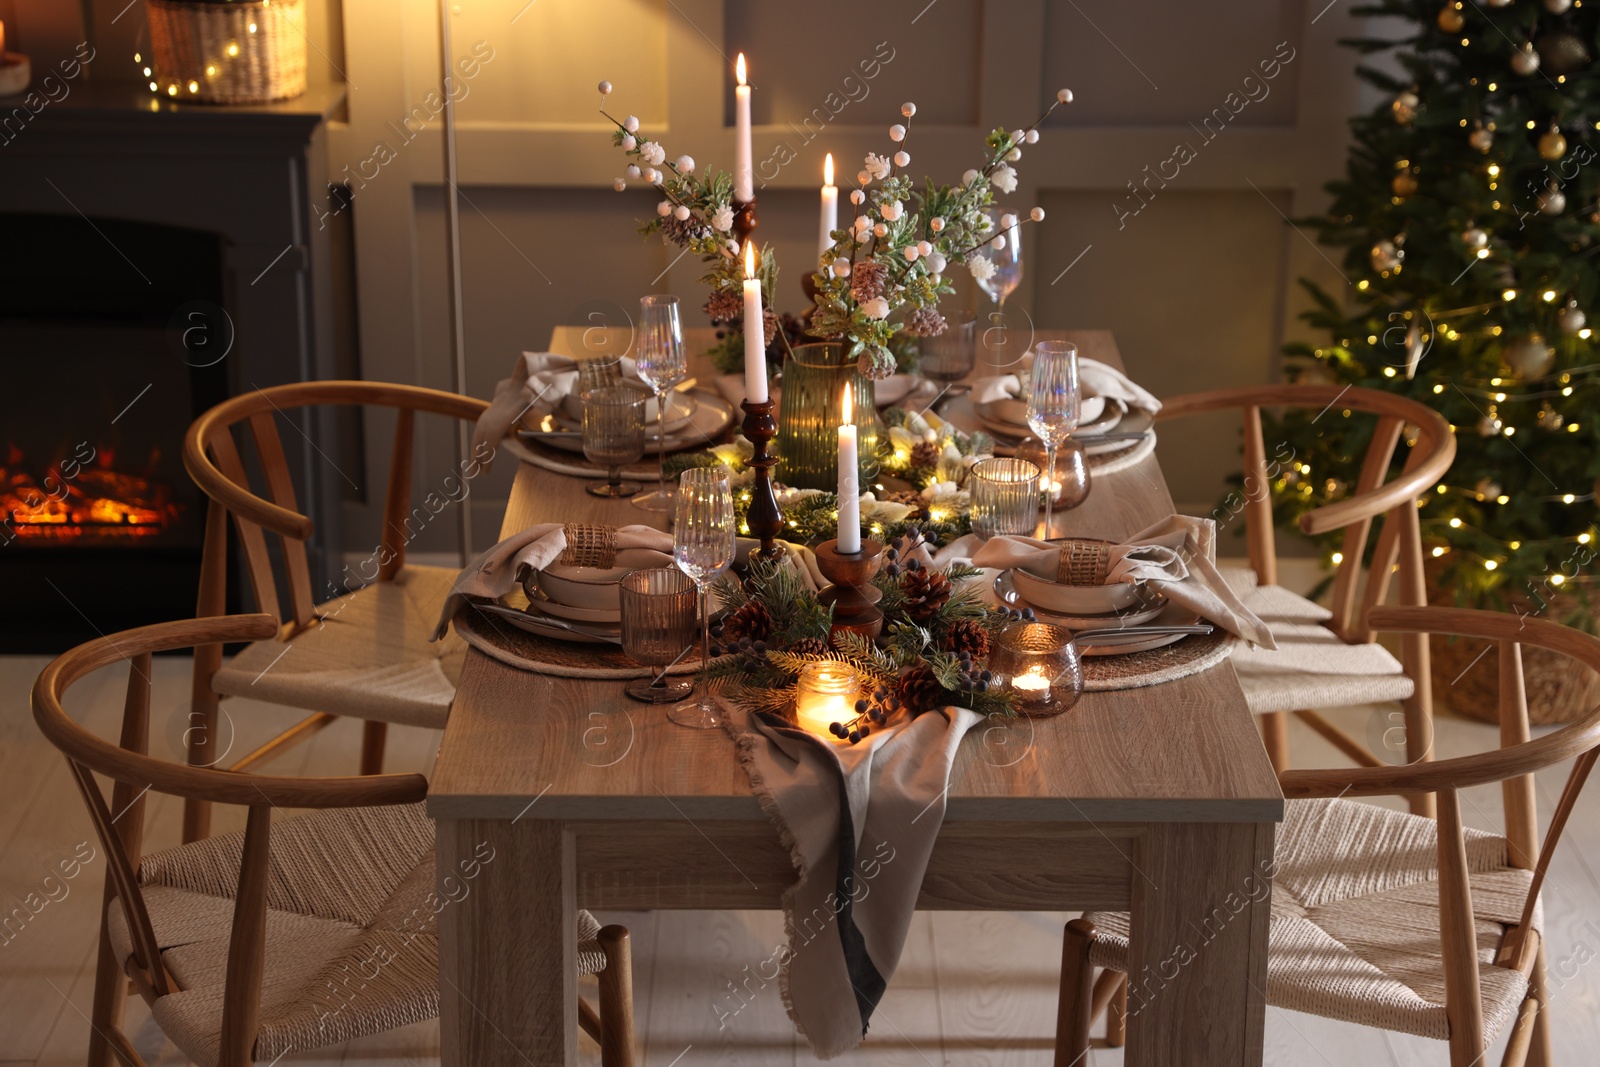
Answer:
1, 441, 182, 544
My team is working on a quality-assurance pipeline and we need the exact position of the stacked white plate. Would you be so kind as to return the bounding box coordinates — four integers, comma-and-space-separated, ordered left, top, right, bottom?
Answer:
517, 389, 736, 455
973, 393, 1154, 458
993, 570, 1200, 656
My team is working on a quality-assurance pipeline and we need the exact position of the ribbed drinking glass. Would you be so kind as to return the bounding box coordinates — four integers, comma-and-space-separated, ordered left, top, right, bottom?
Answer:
620, 567, 698, 703
970, 457, 1041, 539
582, 386, 647, 498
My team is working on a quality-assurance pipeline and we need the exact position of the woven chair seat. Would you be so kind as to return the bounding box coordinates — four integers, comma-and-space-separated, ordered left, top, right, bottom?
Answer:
107, 802, 608, 1067
213, 564, 467, 729
1218, 568, 1415, 715
1084, 798, 1540, 1043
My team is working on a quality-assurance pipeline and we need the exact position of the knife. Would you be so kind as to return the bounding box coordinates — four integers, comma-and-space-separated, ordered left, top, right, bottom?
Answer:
1073, 623, 1214, 643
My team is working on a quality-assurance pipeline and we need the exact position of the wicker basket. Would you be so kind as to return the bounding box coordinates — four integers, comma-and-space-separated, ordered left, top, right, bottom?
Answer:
1426, 561, 1600, 724
146, 0, 307, 105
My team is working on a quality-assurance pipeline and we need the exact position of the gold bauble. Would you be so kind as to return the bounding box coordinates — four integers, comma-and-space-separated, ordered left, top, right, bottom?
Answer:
1392, 171, 1419, 197
1539, 129, 1568, 161
1437, 5, 1465, 32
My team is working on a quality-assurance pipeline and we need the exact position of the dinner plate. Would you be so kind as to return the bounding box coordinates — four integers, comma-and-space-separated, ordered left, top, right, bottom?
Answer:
978, 409, 1152, 459
467, 600, 622, 645
992, 571, 1198, 656
976, 394, 1110, 433
554, 389, 697, 434
517, 389, 736, 455
993, 571, 1168, 629
522, 582, 623, 624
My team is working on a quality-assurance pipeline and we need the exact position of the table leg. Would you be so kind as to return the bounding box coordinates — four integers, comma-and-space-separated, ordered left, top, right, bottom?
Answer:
1123, 821, 1273, 1066
438, 817, 576, 1066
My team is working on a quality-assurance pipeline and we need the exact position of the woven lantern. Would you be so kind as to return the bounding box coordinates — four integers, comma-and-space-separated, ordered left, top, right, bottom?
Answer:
146, 0, 308, 105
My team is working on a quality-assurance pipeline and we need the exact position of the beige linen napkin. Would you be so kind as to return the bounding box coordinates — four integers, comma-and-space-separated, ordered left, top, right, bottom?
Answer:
970, 515, 1277, 648
470, 352, 642, 468
969, 353, 1162, 414
431, 521, 672, 639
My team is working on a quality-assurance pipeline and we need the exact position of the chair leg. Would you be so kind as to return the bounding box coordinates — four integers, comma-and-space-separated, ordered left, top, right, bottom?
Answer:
359, 720, 388, 776
597, 925, 636, 1067
181, 680, 220, 844
1056, 919, 1096, 1067
1261, 711, 1291, 773
87, 897, 127, 1067
1526, 941, 1553, 1067
1106, 971, 1127, 1047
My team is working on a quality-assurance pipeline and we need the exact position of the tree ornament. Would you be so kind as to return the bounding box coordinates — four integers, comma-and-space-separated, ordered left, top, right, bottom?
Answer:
1469, 123, 1494, 152
1546, 0, 1573, 12
1559, 300, 1587, 334
1437, 4, 1465, 32
1370, 239, 1405, 271
1538, 184, 1567, 215
1504, 333, 1555, 378
1485, 0, 1511, 6
1461, 224, 1489, 252
1405, 317, 1427, 379
1478, 408, 1504, 436
1512, 41, 1542, 76
1392, 90, 1419, 125
1476, 477, 1503, 500
1539, 126, 1568, 161
1392, 169, 1419, 197
1536, 403, 1566, 430
1537, 30, 1591, 76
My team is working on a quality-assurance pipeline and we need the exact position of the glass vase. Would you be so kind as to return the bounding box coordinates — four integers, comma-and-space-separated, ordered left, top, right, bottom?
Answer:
776, 342, 879, 490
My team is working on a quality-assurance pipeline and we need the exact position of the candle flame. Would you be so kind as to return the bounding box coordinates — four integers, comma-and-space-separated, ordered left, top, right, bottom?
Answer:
824, 152, 834, 186
736, 53, 747, 87
841, 381, 853, 426
744, 239, 756, 279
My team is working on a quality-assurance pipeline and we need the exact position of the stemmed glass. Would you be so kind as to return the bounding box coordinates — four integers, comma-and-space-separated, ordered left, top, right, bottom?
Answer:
671, 466, 735, 729
632, 294, 689, 512
1025, 341, 1081, 539
581, 387, 647, 497
977, 207, 1024, 365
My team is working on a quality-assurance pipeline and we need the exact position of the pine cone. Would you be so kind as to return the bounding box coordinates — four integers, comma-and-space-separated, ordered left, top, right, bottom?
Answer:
940, 618, 990, 659
895, 664, 947, 714
785, 636, 831, 658
661, 214, 711, 246
704, 290, 743, 325
762, 308, 780, 346
903, 307, 948, 337
881, 490, 927, 512
901, 567, 952, 623
722, 599, 774, 644
908, 440, 941, 469
850, 260, 889, 303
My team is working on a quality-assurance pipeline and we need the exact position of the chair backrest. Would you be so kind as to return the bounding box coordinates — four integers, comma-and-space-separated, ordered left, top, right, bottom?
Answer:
183, 380, 488, 635
1281, 605, 1600, 1057
1156, 384, 1456, 643
31, 615, 428, 1064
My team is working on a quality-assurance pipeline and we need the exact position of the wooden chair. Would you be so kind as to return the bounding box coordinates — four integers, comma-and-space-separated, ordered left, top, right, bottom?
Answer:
1055, 605, 1600, 1067
33, 615, 637, 1067
182, 380, 489, 841
1157, 384, 1457, 812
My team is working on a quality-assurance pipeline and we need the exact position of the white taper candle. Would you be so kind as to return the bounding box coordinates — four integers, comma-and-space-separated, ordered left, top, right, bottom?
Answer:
742, 240, 768, 404
837, 381, 860, 553
734, 54, 754, 203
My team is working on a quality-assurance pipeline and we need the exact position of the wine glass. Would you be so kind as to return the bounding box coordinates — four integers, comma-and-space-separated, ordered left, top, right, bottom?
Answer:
671, 466, 735, 729
632, 294, 689, 512
977, 207, 1024, 364
917, 310, 976, 405
1025, 341, 1081, 539
581, 386, 647, 498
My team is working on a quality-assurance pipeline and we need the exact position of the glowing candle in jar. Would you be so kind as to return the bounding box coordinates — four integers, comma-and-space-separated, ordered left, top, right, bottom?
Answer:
1011, 668, 1052, 697
795, 661, 857, 740
837, 381, 860, 553
742, 240, 768, 404
818, 153, 838, 265
734, 53, 754, 203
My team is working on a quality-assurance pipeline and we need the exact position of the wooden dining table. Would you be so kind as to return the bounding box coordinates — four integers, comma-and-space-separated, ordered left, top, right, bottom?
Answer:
428, 328, 1284, 1065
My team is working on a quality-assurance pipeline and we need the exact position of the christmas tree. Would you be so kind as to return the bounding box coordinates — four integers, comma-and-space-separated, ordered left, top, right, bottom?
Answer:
1279, 0, 1600, 624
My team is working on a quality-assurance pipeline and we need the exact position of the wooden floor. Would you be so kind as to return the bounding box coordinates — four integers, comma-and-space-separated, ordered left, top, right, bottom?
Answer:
5, 652, 1600, 1066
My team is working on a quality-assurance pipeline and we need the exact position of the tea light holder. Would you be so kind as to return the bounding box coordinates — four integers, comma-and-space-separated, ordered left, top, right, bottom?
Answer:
989, 622, 1084, 718
813, 537, 885, 639
794, 659, 859, 739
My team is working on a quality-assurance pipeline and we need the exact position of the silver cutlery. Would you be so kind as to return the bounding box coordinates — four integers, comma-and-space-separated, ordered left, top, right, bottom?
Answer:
1073, 623, 1214, 644
474, 601, 623, 643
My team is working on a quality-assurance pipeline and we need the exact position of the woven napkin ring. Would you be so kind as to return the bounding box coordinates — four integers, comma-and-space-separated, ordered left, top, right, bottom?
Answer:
559, 523, 619, 568
1055, 539, 1112, 586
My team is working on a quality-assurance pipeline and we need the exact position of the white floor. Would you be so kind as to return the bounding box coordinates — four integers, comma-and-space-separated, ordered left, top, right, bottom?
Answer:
3, 652, 1599, 1066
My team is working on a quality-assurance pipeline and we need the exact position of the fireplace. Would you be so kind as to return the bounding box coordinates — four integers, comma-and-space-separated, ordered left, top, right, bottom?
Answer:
0, 213, 232, 648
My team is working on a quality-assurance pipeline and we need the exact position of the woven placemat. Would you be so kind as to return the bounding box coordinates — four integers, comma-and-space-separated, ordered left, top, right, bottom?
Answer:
453, 601, 704, 679
1083, 628, 1238, 692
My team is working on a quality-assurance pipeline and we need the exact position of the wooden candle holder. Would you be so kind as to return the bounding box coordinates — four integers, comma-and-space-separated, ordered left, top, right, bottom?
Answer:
741, 398, 784, 562
732, 197, 758, 249
814, 538, 885, 639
